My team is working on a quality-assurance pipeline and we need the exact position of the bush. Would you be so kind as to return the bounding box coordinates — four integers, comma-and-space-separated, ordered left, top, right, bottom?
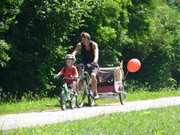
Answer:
0, 0, 179, 101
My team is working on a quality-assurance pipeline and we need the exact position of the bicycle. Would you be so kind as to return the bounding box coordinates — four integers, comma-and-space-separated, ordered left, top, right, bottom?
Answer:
58, 77, 78, 110
76, 64, 96, 107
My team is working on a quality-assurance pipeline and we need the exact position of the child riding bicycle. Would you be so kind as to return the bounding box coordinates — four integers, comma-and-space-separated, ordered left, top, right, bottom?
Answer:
54, 54, 78, 93
54, 54, 79, 109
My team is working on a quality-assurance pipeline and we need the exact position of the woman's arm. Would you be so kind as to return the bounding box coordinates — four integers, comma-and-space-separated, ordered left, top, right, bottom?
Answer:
92, 42, 99, 64
72, 42, 81, 57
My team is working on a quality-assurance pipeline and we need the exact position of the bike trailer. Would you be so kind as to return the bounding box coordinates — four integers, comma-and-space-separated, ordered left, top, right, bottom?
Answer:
97, 66, 124, 94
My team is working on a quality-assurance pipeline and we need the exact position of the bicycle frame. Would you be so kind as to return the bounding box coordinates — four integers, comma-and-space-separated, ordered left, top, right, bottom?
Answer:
77, 64, 95, 106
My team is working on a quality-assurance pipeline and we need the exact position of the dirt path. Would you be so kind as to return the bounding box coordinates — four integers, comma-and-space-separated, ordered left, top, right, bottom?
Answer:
0, 96, 180, 131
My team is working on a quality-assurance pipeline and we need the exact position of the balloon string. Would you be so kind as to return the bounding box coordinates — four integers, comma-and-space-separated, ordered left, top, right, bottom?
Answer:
124, 71, 128, 81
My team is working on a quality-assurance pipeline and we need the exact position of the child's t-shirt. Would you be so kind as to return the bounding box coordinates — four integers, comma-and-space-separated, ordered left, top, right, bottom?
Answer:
60, 65, 78, 84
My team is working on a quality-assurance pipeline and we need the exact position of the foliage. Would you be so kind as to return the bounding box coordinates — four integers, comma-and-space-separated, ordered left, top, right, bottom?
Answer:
0, 40, 10, 67
123, 0, 180, 88
0, 0, 23, 68
0, 0, 179, 100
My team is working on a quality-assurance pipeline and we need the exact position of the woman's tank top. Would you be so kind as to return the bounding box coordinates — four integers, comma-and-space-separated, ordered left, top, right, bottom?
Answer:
81, 41, 95, 64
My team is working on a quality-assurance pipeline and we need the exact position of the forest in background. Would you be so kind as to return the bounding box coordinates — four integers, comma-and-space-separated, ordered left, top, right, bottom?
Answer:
0, 0, 179, 101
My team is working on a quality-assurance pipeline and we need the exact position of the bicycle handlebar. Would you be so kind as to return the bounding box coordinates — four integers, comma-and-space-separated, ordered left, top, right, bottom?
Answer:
78, 63, 98, 69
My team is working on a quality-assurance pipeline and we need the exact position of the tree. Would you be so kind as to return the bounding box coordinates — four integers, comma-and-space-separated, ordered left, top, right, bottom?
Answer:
0, 0, 23, 67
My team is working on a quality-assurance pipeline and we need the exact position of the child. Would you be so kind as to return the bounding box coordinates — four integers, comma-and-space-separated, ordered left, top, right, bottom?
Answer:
54, 54, 78, 91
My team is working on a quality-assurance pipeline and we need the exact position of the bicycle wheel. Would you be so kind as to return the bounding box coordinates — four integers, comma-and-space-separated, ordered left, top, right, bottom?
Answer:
87, 93, 95, 106
87, 82, 95, 106
76, 80, 87, 108
60, 90, 66, 110
83, 72, 95, 106
70, 95, 76, 109
118, 86, 126, 105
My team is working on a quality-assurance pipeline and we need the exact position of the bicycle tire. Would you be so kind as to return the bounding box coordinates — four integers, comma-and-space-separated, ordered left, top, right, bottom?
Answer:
60, 91, 66, 110
88, 94, 95, 106
70, 95, 76, 109
118, 86, 126, 105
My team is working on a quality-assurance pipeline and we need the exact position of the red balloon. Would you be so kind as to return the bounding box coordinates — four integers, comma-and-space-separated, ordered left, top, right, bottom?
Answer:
127, 58, 141, 73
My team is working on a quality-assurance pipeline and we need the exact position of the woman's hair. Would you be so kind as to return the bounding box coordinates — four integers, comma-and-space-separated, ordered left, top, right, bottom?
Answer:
80, 32, 91, 40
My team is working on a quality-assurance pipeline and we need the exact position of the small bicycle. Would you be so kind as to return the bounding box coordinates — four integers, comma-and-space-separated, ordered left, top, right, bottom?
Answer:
59, 77, 77, 110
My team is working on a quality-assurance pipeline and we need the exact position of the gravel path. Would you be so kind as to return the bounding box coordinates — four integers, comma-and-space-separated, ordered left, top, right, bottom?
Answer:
0, 96, 180, 131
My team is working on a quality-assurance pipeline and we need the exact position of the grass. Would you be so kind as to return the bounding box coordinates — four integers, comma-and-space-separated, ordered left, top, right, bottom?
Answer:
0, 89, 180, 115
97, 89, 180, 105
2, 106, 180, 135
0, 98, 59, 115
